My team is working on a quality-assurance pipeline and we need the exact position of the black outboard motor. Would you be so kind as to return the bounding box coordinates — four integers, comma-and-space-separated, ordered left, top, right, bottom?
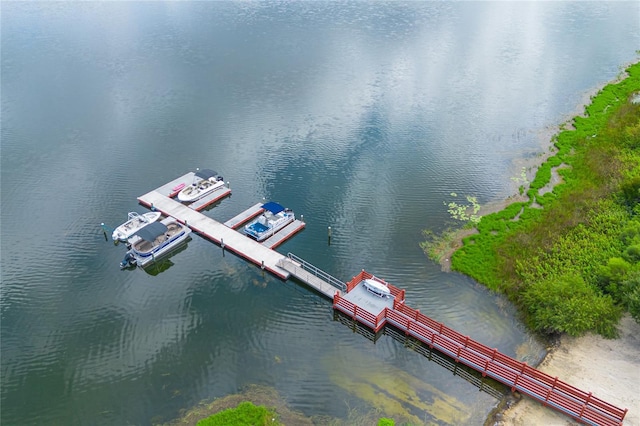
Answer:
120, 252, 136, 269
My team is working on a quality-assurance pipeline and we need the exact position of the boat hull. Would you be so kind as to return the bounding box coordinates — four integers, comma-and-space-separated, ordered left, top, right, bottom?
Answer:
244, 210, 295, 241
121, 218, 192, 268
363, 278, 391, 298
112, 212, 162, 241
177, 177, 225, 202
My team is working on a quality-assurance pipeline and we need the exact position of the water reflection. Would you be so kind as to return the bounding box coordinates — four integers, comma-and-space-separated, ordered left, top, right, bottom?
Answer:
2, 1, 639, 425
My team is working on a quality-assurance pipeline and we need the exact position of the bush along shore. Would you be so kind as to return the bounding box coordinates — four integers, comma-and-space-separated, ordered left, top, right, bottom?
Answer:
424, 61, 640, 339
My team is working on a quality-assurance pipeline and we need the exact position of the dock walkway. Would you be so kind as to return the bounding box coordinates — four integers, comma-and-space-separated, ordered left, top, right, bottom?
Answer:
138, 190, 290, 278
277, 256, 344, 299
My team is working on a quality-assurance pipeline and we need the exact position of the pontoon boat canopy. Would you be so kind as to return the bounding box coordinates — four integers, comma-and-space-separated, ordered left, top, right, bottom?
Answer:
195, 169, 218, 180
134, 221, 169, 242
261, 202, 285, 214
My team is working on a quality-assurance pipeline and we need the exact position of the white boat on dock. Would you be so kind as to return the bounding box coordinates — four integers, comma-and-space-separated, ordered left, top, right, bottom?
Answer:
244, 202, 295, 242
112, 211, 162, 242
177, 169, 225, 203
363, 278, 391, 298
120, 218, 191, 268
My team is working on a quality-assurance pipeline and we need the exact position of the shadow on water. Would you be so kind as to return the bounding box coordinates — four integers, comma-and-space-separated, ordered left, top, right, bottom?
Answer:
333, 311, 509, 401
117, 241, 191, 276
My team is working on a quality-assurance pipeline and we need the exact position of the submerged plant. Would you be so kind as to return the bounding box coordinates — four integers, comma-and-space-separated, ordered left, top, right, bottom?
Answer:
511, 167, 530, 195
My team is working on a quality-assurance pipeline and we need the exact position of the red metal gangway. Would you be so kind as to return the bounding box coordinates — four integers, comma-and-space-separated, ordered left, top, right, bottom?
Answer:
333, 272, 628, 426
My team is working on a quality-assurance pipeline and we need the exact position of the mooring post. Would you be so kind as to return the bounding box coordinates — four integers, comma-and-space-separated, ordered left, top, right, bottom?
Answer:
327, 226, 331, 245
151, 203, 155, 211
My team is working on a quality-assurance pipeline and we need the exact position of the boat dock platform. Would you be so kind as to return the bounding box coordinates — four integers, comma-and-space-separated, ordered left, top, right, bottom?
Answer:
132, 171, 627, 426
153, 171, 232, 211
137, 174, 306, 279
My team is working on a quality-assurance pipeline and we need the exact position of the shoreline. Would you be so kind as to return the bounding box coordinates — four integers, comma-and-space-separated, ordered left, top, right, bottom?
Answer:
494, 315, 640, 426
432, 66, 640, 425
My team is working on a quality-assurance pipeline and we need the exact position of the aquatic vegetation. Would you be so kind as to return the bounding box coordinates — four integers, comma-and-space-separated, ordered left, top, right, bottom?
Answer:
510, 167, 530, 195
325, 348, 470, 425
444, 192, 481, 223
425, 61, 640, 337
196, 402, 279, 426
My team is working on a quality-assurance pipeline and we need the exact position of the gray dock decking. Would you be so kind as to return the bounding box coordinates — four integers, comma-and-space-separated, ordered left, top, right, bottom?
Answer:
138, 190, 291, 279
277, 257, 341, 299
223, 203, 264, 228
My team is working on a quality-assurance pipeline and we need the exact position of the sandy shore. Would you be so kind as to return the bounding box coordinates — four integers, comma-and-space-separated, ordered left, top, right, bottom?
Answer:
495, 314, 640, 426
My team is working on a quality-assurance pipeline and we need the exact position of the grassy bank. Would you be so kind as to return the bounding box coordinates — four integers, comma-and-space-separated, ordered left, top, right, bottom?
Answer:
425, 61, 640, 338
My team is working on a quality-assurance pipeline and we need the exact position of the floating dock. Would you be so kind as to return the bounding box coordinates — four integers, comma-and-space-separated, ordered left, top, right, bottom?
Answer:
137, 173, 305, 279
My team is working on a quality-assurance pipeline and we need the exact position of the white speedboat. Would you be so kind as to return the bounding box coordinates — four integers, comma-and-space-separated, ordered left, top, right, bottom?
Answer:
177, 169, 225, 202
120, 218, 191, 268
243, 202, 295, 241
363, 278, 391, 298
112, 211, 162, 242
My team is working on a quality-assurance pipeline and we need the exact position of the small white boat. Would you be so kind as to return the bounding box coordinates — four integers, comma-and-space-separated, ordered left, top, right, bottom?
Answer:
177, 169, 225, 202
112, 211, 162, 242
363, 278, 391, 298
120, 218, 191, 268
243, 202, 295, 241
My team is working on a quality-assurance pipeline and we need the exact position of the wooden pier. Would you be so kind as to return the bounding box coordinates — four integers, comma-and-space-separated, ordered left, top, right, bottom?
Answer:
331, 270, 628, 426
271, 255, 628, 426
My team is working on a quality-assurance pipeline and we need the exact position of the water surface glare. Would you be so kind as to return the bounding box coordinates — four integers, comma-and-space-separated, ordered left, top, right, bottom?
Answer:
2, 2, 639, 425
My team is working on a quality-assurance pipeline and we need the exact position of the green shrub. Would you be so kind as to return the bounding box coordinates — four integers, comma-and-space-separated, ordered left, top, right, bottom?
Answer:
439, 61, 640, 337
623, 272, 640, 322
623, 245, 640, 263
196, 401, 279, 426
522, 274, 621, 338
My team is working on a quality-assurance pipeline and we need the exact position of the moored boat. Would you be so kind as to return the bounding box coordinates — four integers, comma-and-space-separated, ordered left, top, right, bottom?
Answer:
177, 169, 225, 202
243, 202, 295, 241
120, 218, 191, 268
112, 211, 162, 242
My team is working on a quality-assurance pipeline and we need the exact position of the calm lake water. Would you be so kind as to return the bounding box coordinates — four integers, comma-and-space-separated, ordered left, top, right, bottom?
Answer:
2, 2, 639, 425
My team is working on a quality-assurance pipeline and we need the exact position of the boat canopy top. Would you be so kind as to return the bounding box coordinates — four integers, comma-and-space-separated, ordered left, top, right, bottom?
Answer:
195, 169, 218, 180
134, 221, 169, 242
261, 201, 285, 214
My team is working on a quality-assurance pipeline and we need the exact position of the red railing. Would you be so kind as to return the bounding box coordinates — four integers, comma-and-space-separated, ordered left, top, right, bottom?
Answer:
333, 292, 384, 331
334, 272, 628, 426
